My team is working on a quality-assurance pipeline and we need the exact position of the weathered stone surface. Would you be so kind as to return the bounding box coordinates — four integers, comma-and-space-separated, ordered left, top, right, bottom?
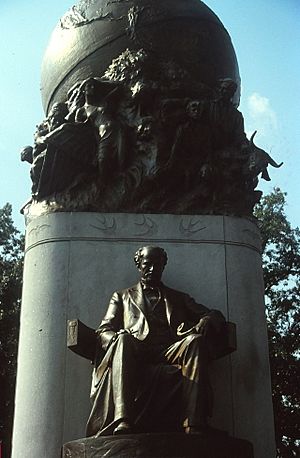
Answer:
62, 432, 254, 458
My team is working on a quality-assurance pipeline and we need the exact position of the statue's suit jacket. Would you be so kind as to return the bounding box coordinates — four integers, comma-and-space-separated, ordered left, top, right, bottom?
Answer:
97, 282, 225, 351
88, 283, 225, 435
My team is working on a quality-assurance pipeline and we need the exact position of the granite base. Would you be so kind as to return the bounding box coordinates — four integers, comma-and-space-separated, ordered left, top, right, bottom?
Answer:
62, 432, 254, 458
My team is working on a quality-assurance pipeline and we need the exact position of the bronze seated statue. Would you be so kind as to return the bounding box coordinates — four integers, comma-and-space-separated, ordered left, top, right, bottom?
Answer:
68, 246, 236, 437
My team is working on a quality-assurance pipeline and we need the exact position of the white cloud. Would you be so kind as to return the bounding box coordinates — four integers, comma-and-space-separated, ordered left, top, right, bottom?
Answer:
247, 93, 278, 138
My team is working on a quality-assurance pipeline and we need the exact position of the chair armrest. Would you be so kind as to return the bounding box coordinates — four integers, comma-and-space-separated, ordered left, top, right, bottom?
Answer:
67, 319, 97, 361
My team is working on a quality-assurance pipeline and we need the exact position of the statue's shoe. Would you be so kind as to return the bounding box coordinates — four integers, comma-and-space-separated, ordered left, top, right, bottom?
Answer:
113, 421, 132, 435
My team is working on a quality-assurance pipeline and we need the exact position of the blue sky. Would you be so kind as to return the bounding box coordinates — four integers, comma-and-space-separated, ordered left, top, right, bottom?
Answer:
0, 0, 299, 231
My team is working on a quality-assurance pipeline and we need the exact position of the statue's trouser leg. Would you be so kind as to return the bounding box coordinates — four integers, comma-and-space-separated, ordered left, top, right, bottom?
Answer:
112, 333, 139, 424
163, 334, 210, 428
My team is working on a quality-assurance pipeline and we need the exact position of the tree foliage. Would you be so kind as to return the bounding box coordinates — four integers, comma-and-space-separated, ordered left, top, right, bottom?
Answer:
254, 188, 300, 458
0, 204, 24, 458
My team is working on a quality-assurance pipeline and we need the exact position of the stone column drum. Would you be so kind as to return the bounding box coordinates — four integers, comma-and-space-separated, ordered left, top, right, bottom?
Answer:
12, 212, 275, 458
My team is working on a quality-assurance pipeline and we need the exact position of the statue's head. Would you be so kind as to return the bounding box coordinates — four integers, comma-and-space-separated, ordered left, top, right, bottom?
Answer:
137, 116, 155, 140
80, 77, 124, 112
134, 246, 168, 286
48, 102, 68, 129
187, 100, 202, 119
218, 78, 237, 101
83, 78, 95, 96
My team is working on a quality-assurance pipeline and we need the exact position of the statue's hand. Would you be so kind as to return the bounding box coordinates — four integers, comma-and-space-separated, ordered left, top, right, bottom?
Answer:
107, 329, 130, 347
116, 329, 130, 336
194, 316, 212, 337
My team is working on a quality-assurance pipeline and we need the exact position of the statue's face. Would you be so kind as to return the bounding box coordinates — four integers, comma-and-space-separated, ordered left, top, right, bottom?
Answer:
48, 104, 65, 129
187, 101, 202, 119
219, 81, 236, 101
138, 248, 165, 286
137, 118, 153, 139
85, 80, 96, 97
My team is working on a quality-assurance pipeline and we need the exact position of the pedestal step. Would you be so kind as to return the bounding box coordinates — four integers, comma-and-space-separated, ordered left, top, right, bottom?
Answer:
62, 433, 254, 458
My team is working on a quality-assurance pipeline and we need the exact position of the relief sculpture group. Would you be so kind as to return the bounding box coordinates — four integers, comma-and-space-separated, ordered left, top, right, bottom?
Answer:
22, 49, 282, 217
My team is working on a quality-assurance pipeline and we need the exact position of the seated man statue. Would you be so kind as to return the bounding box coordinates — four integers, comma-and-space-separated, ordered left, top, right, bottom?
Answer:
86, 246, 225, 437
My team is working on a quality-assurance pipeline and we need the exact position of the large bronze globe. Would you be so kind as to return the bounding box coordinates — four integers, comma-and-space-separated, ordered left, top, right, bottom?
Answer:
41, 0, 240, 115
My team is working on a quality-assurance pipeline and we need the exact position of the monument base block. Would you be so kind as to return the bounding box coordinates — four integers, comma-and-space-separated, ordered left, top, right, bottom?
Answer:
13, 212, 275, 458
62, 433, 254, 458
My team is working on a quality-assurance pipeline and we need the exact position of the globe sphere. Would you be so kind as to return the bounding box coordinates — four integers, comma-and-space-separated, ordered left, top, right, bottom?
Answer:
41, 0, 240, 114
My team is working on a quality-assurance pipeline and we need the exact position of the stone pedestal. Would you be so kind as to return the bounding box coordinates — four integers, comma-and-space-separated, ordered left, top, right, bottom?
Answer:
62, 433, 254, 458
12, 213, 275, 458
